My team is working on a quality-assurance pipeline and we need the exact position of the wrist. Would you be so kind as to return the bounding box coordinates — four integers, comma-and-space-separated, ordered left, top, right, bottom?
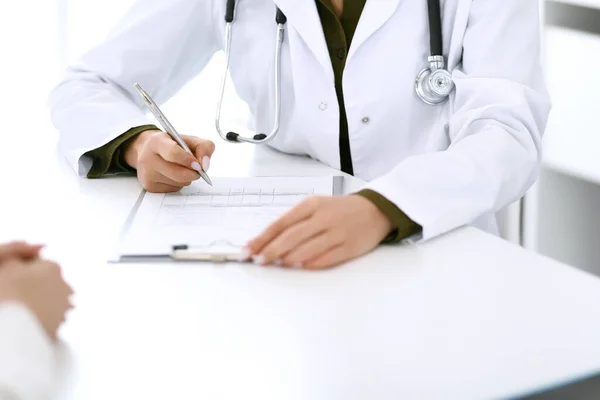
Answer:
353, 194, 394, 235
374, 206, 394, 234
123, 129, 159, 169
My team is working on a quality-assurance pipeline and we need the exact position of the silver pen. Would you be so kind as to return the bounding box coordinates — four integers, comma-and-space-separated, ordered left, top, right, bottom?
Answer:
133, 82, 213, 186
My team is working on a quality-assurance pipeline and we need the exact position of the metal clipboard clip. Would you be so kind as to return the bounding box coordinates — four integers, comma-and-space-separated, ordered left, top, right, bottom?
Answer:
170, 240, 245, 263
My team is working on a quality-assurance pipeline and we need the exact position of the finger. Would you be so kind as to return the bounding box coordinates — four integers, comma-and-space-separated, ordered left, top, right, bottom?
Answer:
282, 231, 344, 268
152, 169, 193, 188
152, 135, 201, 171
63, 276, 75, 295
144, 181, 183, 193
303, 244, 352, 270
184, 136, 216, 172
245, 197, 321, 256
0, 242, 44, 262
0, 241, 30, 258
17, 244, 44, 260
151, 182, 182, 193
43, 260, 61, 273
138, 168, 184, 193
151, 154, 200, 184
255, 219, 327, 266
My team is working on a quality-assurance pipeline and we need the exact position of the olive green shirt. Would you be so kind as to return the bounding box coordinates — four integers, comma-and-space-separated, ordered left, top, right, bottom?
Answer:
84, 0, 422, 242
86, 125, 155, 178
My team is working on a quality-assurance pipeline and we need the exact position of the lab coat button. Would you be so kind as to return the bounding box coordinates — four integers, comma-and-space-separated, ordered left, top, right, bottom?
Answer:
362, 116, 370, 124
319, 102, 328, 111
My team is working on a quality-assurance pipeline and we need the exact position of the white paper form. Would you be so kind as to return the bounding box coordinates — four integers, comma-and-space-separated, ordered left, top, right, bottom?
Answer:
119, 176, 335, 256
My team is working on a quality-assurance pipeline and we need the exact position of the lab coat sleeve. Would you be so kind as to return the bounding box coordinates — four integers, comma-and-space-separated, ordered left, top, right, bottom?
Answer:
0, 303, 56, 400
48, 0, 221, 177
363, 0, 551, 241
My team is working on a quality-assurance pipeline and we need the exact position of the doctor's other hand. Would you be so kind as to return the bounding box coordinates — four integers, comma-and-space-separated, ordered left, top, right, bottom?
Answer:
245, 195, 393, 269
123, 129, 215, 193
0, 257, 74, 341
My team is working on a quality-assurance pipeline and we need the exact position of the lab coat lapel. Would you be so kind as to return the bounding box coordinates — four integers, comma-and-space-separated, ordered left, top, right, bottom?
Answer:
447, 0, 470, 68
272, 0, 333, 80
348, 0, 402, 61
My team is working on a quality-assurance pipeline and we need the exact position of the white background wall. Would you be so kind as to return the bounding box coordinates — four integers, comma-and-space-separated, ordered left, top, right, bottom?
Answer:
537, 1, 600, 276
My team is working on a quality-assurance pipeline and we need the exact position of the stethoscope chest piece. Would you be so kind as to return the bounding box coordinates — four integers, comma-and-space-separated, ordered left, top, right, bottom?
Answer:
415, 56, 454, 105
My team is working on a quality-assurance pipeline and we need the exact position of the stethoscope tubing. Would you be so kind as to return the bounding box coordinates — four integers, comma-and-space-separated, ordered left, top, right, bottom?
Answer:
215, 0, 451, 144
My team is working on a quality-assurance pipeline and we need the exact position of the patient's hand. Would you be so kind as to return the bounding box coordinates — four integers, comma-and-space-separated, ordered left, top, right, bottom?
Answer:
0, 256, 74, 340
0, 241, 44, 264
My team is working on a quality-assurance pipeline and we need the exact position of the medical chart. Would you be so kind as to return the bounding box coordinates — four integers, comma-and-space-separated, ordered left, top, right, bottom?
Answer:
118, 176, 335, 256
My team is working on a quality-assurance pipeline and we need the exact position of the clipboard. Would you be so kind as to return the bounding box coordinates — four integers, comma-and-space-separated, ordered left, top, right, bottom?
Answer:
111, 176, 346, 263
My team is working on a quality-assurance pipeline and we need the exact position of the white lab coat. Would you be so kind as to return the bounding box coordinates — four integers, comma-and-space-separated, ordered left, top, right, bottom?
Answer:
49, 0, 551, 241
0, 304, 56, 400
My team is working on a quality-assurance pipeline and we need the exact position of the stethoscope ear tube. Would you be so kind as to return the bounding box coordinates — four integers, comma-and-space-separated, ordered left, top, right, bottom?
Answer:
215, 4, 286, 144
427, 0, 443, 57
276, 8, 287, 24
225, 132, 267, 142
225, 0, 235, 23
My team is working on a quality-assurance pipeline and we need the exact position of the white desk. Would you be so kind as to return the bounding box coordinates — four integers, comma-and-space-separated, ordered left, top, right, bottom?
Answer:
1, 130, 600, 399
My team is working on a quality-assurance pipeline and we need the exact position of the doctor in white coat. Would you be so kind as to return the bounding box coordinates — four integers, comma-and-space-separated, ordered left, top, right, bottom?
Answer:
49, 0, 550, 269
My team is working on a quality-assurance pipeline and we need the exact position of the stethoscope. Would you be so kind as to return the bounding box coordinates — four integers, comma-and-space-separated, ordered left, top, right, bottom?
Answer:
215, 0, 454, 144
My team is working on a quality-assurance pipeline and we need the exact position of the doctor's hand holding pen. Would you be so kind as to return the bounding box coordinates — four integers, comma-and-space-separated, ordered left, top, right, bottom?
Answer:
123, 129, 215, 193
0, 242, 74, 341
